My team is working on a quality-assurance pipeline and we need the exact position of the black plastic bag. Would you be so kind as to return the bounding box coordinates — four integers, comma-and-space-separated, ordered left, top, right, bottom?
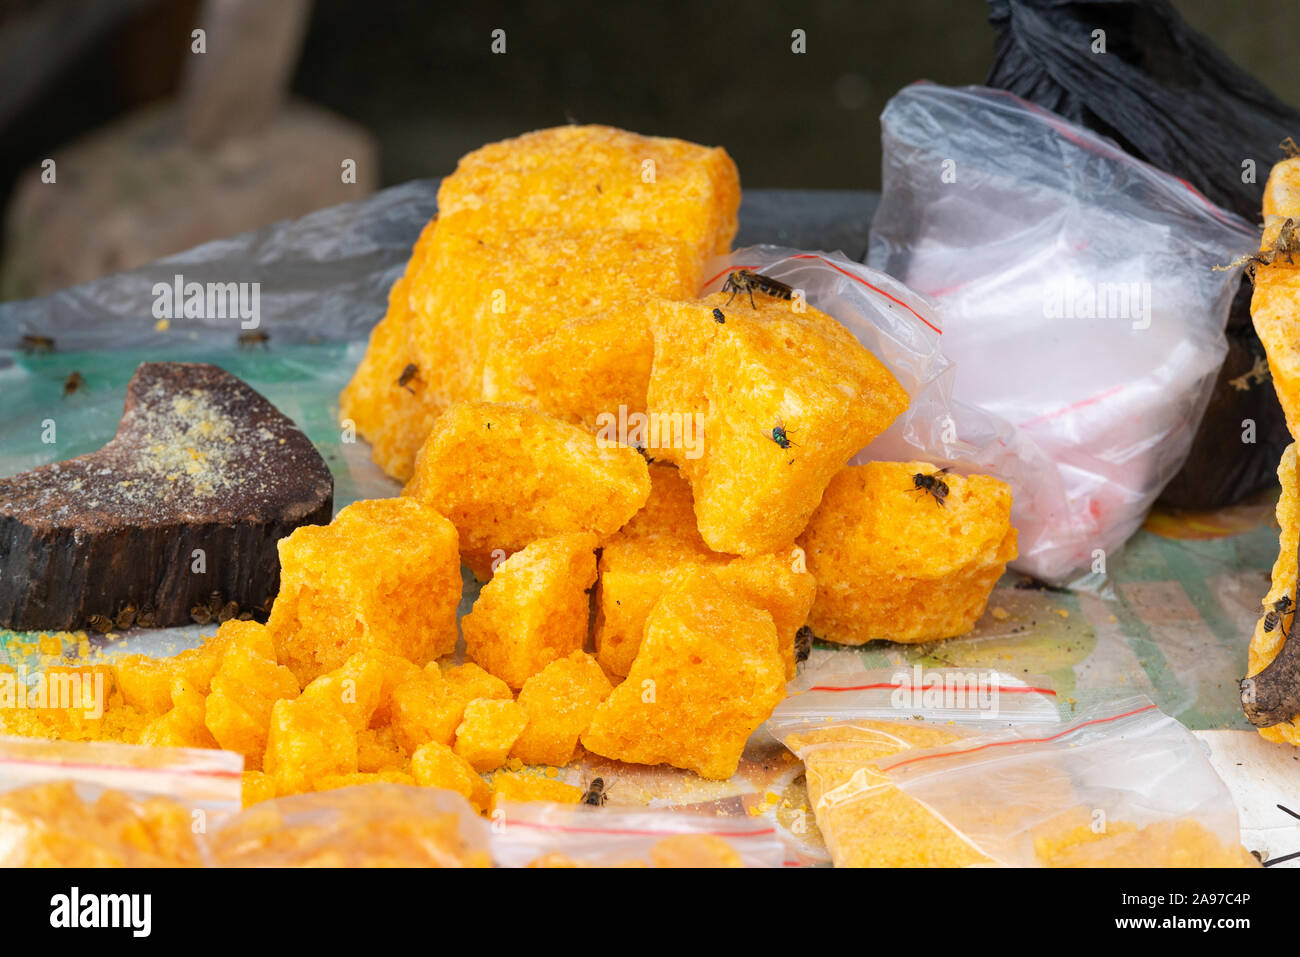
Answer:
986, 0, 1299, 508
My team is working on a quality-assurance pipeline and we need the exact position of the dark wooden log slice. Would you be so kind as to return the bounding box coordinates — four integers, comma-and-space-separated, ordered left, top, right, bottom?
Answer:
0, 362, 333, 630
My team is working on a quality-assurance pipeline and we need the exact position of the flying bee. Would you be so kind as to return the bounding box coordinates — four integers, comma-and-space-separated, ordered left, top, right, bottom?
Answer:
20, 334, 55, 354
114, 602, 137, 631
87, 614, 115, 633
794, 625, 814, 664
1264, 594, 1294, 638
722, 269, 794, 309
63, 371, 85, 396
397, 362, 419, 394
238, 330, 270, 349
712, 307, 726, 324
581, 777, 611, 807
912, 467, 951, 507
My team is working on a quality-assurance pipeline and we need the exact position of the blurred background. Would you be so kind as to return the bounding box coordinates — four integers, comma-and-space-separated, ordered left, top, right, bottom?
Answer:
2, 0, 1298, 299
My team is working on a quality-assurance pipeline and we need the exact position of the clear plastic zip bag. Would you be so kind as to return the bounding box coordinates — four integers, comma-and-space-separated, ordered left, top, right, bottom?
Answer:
0, 735, 242, 867
490, 799, 786, 868
879, 698, 1258, 868
764, 666, 1059, 867
867, 83, 1258, 583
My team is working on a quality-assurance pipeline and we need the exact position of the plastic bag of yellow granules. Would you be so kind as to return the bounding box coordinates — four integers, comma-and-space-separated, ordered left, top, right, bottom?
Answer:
209, 784, 491, 867
765, 666, 1060, 867
879, 698, 1257, 868
0, 736, 242, 866
490, 800, 786, 868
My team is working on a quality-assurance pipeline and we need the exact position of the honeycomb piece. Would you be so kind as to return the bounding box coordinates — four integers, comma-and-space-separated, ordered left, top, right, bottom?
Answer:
797, 462, 1016, 645
203, 627, 300, 770
410, 741, 491, 813
297, 651, 386, 732
403, 402, 650, 578
594, 465, 815, 677
269, 497, 461, 683
511, 651, 612, 767
516, 310, 656, 431
112, 618, 254, 716
242, 770, 278, 807
264, 697, 358, 797
435, 125, 740, 265
453, 698, 528, 773
463, 533, 599, 689
649, 834, 745, 868
1246, 444, 1300, 745
338, 215, 444, 482
389, 669, 469, 753
406, 215, 702, 412
581, 569, 785, 780
646, 294, 909, 555
488, 771, 583, 813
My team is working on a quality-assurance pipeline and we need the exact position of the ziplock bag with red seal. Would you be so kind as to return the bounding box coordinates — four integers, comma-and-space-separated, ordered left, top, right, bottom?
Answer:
700, 248, 1067, 584
879, 697, 1257, 867
764, 666, 1059, 867
490, 799, 785, 868
868, 83, 1258, 583
209, 783, 491, 867
0, 735, 242, 867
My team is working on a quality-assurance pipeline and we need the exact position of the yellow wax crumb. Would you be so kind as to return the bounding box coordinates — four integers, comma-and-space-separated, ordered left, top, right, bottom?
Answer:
1055, 608, 1069, 618
991, 607, 1009, 620
155, 318, 170, 331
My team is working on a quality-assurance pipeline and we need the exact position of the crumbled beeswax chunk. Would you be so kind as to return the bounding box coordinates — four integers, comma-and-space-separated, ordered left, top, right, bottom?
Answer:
453, 698, 528, 773
1032, 813, 1257, 868
263, 697, 358, 797
797, 462, 1016, 645
297, 651, 386, 732
338, 215, 444, 482
648, 834, 745, 868
594, 465, 814, 677
241, 770, 278, 808
785, 721, 989, 868
0, 781, 204, 867
203, 623, 300, 770
210, 785, 492, 867
269, 497, 461, 683
403, 402, 650, 578
390, 668, 472, 753
434, 124, 739, 265
410, 741, 491, 813
440, 662, 513, 703
138, 678, 218, 750
646, 294, 909, 556
581, 569, 785, 780
510, 651, 612, 767
463, 532, 599, 689
488, 771, 583, 812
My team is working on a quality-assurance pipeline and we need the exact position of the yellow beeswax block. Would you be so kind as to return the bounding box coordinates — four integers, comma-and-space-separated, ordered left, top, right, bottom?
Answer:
581, 569, 785, 780
510, 651, 612, 767
269, 497, 461, 682
463, 532, 599, 689
404, 402, 649, 578
797, 462, 1016, 645
646, 293, 909, 555
453, 698, 528, 773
